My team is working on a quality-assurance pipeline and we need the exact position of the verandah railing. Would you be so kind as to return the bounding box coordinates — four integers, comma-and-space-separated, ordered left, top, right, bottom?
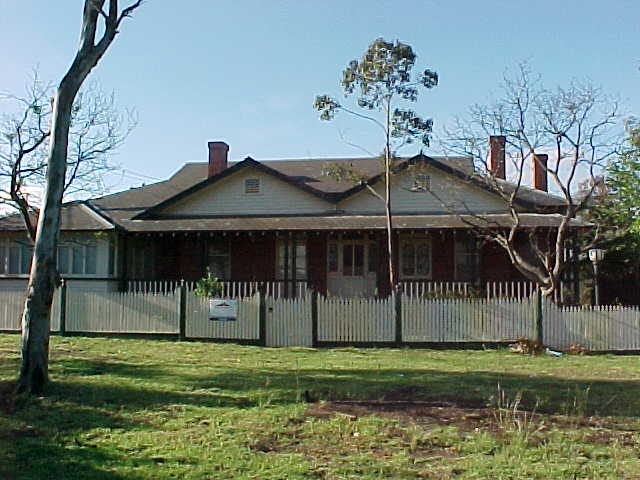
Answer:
400, 280, 537, 300
126, 279, 309, 298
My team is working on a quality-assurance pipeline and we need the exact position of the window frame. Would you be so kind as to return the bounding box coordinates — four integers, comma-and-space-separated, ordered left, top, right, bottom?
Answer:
0, 238, 33, 276
454, 233, 480, 281
57, 239, 99, 277
399, 236, 432, 280
276, 239, 307, 281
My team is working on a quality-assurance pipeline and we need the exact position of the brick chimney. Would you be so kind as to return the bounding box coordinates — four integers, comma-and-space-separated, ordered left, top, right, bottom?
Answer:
532, 153, 548, 191
488, 135, 506, 179
207, 141, 229, 178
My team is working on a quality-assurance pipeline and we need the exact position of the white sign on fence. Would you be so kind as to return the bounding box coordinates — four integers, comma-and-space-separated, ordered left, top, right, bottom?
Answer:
209, 298, 238, 321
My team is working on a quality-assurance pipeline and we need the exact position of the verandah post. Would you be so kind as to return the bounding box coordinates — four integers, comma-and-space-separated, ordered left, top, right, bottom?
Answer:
535, 288, 544, 345
394, 288, 402, 346
258, 287, 267, 346
58, 279, 67, 336
311, 289, 318, 348
178, 279, 186, 340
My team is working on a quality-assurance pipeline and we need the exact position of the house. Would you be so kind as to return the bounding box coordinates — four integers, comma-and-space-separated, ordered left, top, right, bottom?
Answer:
0, 136, 581, 297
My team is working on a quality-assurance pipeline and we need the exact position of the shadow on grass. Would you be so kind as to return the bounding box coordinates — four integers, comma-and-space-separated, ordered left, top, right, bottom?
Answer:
39, 356, 640, 417
2, 353, 640, 480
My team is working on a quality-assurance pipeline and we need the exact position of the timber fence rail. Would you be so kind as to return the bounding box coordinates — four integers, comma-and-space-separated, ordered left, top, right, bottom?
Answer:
1, 287, 640, 351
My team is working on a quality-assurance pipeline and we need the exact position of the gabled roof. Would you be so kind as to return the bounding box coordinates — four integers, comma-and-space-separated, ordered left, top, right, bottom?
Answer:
0, 153, 568, 233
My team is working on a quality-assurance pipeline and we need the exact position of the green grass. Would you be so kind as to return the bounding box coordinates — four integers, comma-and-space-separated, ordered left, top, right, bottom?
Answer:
1, 334, 639, 479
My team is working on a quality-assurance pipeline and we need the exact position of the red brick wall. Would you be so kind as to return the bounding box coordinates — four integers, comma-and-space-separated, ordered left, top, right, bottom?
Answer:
431, 231, 455, 280
230, 234, 276, 281
307, 234, 327, 294
479, 241, 523, 281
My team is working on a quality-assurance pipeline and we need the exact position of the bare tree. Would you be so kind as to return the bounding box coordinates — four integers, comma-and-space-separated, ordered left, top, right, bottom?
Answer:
315, 38, 438, 291
18, 0, 143, 395
0, 73, 135, 240
443, 64, 620, 297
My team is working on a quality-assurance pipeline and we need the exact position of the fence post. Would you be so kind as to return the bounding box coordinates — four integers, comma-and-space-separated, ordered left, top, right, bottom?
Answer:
178, 279, 186, 340
311, 290, 318, 348
535, 288, 544, 345
58, 279, 67, 336
258, 288, 267, 346
394, 289, 402, 346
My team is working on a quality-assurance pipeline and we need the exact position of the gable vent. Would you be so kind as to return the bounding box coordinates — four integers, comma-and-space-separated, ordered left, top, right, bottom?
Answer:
244, 178, 261, 194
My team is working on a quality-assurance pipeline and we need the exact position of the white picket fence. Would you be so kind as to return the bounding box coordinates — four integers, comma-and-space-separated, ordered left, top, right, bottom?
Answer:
318, 296, 395, 343
0, 289, 60, 332
402, 296, 536, 342
2, 288, 640, 351
544, 300, 640, 351
66, 291, 179, 334
266, 296, 313, 347
186, 292, 260, 340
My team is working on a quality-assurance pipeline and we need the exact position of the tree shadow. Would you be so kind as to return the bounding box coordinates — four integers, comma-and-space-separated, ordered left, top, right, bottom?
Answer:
2, 353, 639, 479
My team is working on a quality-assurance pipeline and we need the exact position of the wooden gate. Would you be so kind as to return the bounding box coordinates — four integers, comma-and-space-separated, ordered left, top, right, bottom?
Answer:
265, 295, 312, 347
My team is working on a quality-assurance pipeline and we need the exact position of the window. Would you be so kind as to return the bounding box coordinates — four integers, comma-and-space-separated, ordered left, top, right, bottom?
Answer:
0, 240, 33, 275
276, 239, 306, 280
410, 174, 430, 192
207, 240, 230, 280
455, 234, 480, 281
342, 243, 364, 276
244, 178, 261, 194
57, 241, 98, 275
400, 238, 431, 279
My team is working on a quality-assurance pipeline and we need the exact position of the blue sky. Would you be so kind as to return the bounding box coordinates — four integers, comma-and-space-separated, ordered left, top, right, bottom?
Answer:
1, 0, 639, 190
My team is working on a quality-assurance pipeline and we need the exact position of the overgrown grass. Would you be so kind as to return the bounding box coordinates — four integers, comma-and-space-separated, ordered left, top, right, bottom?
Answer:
1, 334, 639, 479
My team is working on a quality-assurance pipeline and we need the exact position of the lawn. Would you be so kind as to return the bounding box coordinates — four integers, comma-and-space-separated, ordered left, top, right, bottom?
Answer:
1, 334, 639, 479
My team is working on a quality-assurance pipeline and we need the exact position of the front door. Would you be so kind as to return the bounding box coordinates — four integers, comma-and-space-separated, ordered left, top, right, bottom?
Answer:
327, 240, 377, 297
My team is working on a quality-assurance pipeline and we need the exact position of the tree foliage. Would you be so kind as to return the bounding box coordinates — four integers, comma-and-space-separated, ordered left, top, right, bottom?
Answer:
444, 64, 620, 297
314, 38, 438, 290
588, 121, 640, 279
0, 73, 135, 240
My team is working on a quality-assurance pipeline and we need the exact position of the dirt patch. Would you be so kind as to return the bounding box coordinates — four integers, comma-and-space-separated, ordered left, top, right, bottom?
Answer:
306, 400, 495, 433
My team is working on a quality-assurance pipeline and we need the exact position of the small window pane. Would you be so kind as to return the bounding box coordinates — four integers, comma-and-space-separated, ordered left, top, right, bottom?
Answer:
9, 246, 20, 274
58, 246, 70, 274
85, 244, 97, 275
353, 244, 364, 276
20, 245, 32, 274
416, 242, 430, 276
295, 243, 306, 279
208, 240, 230, 280
0, 246, 6, 274
401, 243, 415, 277
72, 246, 84, 274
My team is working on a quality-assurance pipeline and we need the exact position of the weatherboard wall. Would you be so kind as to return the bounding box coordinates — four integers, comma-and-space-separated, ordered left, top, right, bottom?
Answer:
337, 168, 508, 215
160, 167, 333, 217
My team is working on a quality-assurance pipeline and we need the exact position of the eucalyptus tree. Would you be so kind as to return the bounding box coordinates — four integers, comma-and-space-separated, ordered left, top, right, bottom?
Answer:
18, 0, 143, 395
314, 38, 438, 290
